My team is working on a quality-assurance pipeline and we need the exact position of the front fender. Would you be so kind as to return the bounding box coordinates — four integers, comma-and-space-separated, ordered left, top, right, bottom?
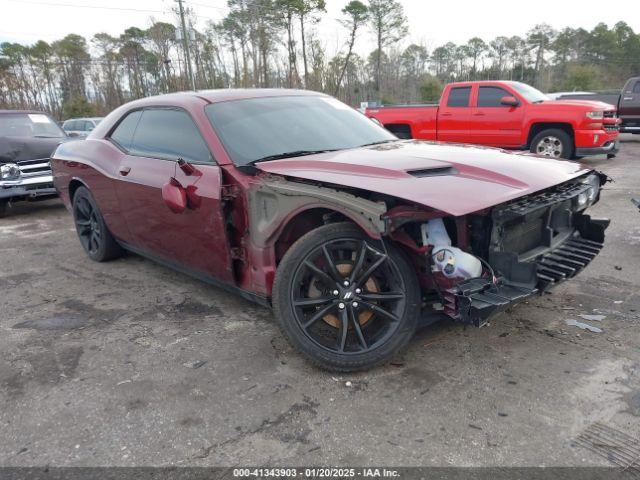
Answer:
247, 176, 388, 248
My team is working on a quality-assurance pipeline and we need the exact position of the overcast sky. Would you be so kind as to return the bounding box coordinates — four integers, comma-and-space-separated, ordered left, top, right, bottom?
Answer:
1, 0, 639, 56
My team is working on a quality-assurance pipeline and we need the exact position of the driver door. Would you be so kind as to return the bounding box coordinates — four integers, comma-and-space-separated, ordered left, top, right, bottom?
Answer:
110, 107, 234, 283
469, 85, 524, 146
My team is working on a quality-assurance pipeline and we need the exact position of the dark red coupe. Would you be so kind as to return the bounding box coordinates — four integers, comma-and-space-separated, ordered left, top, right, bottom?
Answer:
51, 89, 609, 371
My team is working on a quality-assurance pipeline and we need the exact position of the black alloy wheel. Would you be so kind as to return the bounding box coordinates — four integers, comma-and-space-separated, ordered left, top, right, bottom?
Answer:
273, 222, 420, 371
72, 186, 122, 262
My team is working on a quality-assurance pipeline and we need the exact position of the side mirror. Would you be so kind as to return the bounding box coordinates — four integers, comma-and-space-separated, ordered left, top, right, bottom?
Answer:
500, 96, 519, 107
162, 178, 187, 214
370, 117, 383, 127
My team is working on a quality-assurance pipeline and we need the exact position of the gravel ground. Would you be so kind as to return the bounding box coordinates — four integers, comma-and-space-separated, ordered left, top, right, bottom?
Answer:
1, 136, 639, 467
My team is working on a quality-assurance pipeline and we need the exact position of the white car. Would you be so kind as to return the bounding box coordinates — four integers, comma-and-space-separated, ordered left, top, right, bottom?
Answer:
62, 117, 103, 138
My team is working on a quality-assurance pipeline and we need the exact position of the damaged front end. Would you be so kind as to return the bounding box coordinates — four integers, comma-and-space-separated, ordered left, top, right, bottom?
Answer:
447, 173, 609, 326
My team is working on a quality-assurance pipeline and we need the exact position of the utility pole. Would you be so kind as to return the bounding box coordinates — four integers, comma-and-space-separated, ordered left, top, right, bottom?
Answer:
176, 0, 196, 91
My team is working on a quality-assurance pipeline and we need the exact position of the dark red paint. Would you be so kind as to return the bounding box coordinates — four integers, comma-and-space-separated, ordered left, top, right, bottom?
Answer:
51, 88, 599, 300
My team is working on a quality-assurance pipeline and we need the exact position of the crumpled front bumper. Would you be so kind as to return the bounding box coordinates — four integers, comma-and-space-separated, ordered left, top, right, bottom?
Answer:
446, 215, 609, 327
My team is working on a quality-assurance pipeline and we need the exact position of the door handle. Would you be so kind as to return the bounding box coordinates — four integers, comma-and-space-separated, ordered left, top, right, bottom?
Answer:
440, 113, 452, 117
623, 97, 633, 101
118, 166, 131, 176
472, 113, 485, 116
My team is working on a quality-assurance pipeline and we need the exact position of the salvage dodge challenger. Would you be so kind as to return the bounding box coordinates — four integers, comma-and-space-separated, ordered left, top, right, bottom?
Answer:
51, 90, 609, 371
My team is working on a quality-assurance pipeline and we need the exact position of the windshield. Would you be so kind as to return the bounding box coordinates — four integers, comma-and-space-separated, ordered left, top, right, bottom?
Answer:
510, 82, 549, 103
205, 96, 397, 166
0, 113, 65, 138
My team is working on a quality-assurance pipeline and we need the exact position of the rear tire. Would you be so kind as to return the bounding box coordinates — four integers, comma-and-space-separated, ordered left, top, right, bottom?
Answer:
272, 222, 420, 372
72, 186, 122, 262
530, 128, 573, 159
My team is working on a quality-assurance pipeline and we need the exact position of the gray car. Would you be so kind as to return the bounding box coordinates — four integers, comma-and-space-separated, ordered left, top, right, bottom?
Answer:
62, 117, 103, 138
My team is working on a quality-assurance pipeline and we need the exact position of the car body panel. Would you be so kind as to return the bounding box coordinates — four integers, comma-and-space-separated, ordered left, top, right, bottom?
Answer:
255, 140, 589, 216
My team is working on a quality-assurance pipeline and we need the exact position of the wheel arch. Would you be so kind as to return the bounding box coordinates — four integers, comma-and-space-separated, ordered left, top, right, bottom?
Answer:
273, 206, 370, 264
68, 177, 90, 203
248, 177, 388, 253
526, 122, 575, 148
383, 123, 413, 139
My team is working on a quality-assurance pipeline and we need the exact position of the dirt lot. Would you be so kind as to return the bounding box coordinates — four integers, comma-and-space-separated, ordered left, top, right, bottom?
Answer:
1, 137, 639, 467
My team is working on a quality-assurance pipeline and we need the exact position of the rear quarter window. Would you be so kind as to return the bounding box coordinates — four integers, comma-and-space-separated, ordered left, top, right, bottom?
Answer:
110, 110, 143, 150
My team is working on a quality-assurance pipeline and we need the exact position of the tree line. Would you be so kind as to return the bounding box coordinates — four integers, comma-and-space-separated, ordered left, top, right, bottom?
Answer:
1, 0, 639, 119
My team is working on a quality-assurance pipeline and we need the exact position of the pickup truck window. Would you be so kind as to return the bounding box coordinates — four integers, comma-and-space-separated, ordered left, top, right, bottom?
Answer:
0, 112, 65, 138
447, 87, 471, 107
478, 86, 511, 107
633, 82, 640, 93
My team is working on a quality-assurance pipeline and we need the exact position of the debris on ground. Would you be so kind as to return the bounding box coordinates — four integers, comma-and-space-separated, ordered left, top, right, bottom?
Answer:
565, 319, 603, 333
182, 360, 207, 369
345, 381, 353, 387
578, 314, 607, 322
574, 422, 640, 474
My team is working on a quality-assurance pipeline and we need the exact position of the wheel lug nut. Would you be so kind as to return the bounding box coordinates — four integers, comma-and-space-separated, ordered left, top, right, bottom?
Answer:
352, 302, 358, 308
355, 288, 361, 294
332, 290, 339, 296
343, 280, 349, 286
338, 302, 345, 310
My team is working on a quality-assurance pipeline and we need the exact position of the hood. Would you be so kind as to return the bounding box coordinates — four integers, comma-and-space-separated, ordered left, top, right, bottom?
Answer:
0, 136, 68, 164
542, 99, 616, 110
255, 141, 591, 216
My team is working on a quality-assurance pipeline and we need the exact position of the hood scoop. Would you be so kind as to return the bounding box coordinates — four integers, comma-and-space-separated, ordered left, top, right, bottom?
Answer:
406, 165, 458, 177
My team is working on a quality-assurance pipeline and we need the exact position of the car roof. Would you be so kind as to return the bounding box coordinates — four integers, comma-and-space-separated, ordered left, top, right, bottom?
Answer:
122, 88, 325, 109
0, 109, 48, 115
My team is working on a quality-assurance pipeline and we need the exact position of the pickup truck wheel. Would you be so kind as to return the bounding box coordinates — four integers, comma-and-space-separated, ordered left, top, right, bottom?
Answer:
273, 222, 420, 372
530, 129, 573, 159
72, 186, 122, 262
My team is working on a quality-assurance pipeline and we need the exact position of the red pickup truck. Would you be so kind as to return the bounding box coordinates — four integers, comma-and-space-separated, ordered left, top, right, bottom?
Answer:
365, 81, 620, 159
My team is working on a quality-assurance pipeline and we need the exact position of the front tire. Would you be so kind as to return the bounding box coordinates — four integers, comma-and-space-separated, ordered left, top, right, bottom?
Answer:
530, 128, 573, 159
273, 222, 420, 372
72, 186, 122, 262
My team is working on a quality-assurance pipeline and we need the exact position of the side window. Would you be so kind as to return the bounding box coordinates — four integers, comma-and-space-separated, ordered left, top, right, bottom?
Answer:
82, 121, 93, 131
633, 82, 640, 94
478, 87, 512, 107
110, 110, 143, 150
64, 120, 76, 131
129, 109, 213, 163
446, 87, 471, 108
